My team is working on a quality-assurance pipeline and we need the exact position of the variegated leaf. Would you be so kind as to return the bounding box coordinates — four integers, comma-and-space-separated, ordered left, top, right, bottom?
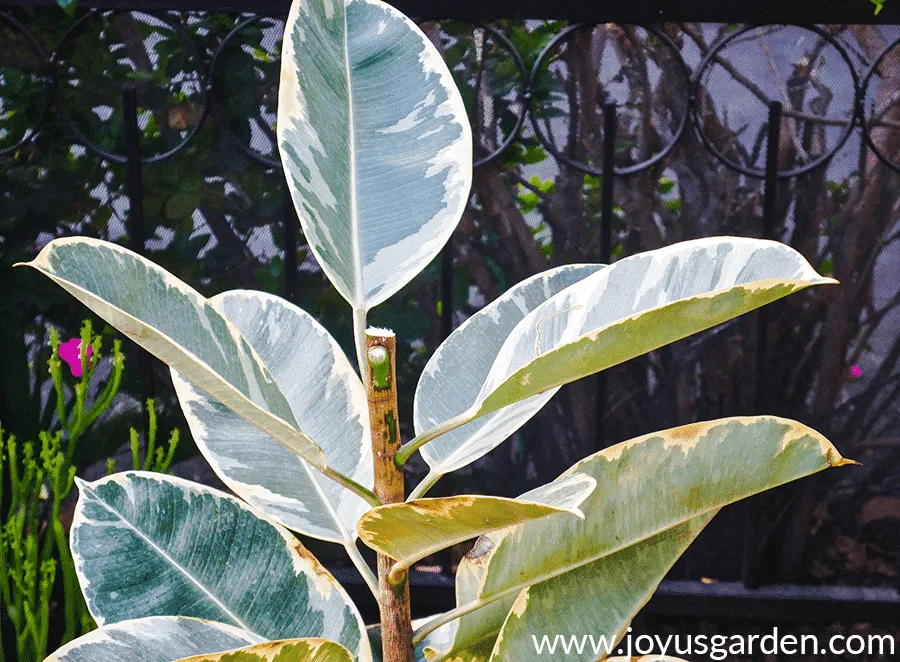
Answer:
71, 472, 372, 662
45, 616, 262, 662
172, 290, 372, 545
606, 658, 691, 662
414, 238, 834, 449
413, 264, 603, 479
475, 417, 847, 605
414, 534, 515, 662
490, 514, 715, 661
476, 238, 834, 418
176, 638, 353, 662
357, 473, 595, 573
367, 559, 505, 662
278, 0, 471, 315
18, 238, 326, 470
415, 417, 850, 648
419, 518, 711, 662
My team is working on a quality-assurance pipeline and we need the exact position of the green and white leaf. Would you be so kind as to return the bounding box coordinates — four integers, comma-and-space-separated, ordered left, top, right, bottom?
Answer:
413, 265, 603, 477
45, 616, 262, 662
415, 417, 848, 645
357, 473, 595, 573
490, 514, 714, 661
71, 472, 372, 662
606, 658, 691, 662
420, 238, 834, 441
172, 290, 372, 545
415, 535, 515, 662
176, 638, 353, 662
278, 0, 471, 313
18, 238, 326, 470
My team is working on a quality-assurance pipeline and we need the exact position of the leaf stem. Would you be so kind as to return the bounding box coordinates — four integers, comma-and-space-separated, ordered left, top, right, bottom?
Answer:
322, 467, 381, 507
412, 594, 502, 646
345, 541, 379, 600
394, 412, 472, 468
406, 470, 441, 501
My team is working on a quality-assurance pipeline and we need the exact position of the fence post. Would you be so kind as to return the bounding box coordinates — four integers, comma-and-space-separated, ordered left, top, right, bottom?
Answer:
121, 86, 155, 437
596, 102, 617, 447
440, 242, 454, 340
755, 100, 783, 419
742, 100, 783, 588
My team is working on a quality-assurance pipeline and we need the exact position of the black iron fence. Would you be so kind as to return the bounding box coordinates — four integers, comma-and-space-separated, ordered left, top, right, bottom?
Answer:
1, 0, 899, 624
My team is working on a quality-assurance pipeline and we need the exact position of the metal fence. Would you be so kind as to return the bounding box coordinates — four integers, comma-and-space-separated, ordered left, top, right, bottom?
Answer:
1, 0, 899, 622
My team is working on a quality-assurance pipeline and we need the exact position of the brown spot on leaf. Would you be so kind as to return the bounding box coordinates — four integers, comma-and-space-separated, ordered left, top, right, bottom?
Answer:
667, 421, 707, 445
290, 537, 335, 583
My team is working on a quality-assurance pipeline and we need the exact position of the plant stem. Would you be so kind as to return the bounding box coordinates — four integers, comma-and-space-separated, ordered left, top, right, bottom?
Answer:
365, 330, 414, 662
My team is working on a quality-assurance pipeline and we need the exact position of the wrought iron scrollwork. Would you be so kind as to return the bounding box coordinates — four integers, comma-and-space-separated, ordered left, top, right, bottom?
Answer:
0, 14, 897, 178
0, 11, 52, 157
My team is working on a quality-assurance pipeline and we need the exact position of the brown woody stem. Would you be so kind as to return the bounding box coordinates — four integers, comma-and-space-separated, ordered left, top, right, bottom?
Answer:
365, 329, 414, 662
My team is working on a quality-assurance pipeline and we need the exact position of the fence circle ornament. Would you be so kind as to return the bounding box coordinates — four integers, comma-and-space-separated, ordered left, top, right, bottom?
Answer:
0, 15, 893, 179
861, 36, 900, 173
692, 24, 860, 179
52, 10, 209, 164
528, 23, 692, 177
208, 15, 284, 169
0, 11, 52, 157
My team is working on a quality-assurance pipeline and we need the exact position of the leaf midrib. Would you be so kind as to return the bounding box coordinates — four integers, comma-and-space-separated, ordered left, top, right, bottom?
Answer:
342, 0, 364, 307
81, 483, 256, 635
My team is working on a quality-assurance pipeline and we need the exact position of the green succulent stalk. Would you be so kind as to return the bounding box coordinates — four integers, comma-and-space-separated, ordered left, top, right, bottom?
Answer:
1, 321, 181, 662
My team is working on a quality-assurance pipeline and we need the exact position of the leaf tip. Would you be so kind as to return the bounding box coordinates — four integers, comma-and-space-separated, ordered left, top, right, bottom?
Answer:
826, 447, 859, 468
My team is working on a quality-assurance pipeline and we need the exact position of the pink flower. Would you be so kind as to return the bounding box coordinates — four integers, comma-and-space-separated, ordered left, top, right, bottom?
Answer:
849, 364, 862, 381
58, 338, 93, 377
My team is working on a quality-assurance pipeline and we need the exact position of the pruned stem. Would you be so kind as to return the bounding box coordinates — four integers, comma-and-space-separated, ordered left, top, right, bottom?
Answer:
365, 330, 414, 662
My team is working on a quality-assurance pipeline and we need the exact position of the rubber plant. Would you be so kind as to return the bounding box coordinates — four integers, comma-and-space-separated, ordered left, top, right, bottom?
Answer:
19, 1, 853, 661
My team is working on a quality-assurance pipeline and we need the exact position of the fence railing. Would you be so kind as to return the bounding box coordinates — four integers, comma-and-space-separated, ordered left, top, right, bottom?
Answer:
5, 0, 899, 23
